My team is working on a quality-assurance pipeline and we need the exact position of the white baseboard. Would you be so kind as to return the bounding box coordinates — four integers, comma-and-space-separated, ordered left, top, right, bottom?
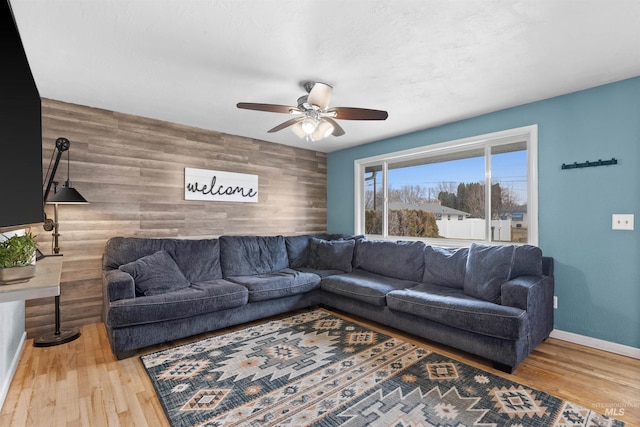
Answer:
0, 331, 26, 411
550, 329, 640, 359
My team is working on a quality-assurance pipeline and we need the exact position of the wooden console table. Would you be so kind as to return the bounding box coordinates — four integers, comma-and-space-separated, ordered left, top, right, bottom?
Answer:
0, 256, 63, 409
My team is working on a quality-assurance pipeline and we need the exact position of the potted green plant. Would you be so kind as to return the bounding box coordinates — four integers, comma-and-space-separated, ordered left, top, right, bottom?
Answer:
0, 232, 38, 284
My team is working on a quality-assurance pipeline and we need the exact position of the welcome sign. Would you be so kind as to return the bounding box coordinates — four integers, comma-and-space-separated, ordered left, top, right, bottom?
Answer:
184, 168, 258, 203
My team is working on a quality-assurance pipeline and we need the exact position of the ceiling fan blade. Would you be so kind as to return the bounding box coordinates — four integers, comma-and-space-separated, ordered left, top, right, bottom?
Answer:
267, 117, 304, 133
237, 102, 298, 114
307, 82, 333, 109
324, 118, 345, 136
330, 107, 388, 120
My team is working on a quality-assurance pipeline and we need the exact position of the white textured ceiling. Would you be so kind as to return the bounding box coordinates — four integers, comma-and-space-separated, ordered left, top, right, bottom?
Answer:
10, 0, 640, 153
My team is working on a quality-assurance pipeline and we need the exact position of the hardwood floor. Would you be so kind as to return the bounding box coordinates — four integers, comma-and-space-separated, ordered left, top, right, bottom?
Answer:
2, 310, 639, 426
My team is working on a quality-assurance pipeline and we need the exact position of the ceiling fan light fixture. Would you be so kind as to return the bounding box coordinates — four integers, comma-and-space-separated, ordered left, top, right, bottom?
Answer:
307, 82, 333, 110
312, 120, 334, 141
237, 81, 388, 141
292, 122, 307, 139
300, 117, 318, 135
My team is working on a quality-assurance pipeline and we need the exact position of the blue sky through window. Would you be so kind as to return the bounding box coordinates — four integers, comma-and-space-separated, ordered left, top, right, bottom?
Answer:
387, 150, 527, 204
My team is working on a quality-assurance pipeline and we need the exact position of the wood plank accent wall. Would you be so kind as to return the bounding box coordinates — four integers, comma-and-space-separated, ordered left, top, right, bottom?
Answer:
27, 98, 328, 338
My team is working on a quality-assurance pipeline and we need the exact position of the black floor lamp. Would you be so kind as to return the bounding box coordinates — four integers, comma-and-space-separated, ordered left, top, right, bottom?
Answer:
34, 137, 88, 347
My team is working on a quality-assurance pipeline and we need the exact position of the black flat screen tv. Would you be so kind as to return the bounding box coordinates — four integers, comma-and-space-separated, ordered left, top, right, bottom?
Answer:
1, 0, 43, 230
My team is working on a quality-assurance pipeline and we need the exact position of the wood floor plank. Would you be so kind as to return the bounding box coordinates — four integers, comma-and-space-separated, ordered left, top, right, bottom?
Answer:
2, 311, 638, 426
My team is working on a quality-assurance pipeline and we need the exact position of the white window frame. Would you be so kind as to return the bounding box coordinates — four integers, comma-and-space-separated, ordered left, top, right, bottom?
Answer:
354, 125, 538, 246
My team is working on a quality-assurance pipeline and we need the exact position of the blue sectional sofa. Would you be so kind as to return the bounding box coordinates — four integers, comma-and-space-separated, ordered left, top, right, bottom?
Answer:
102, 234, 554, 373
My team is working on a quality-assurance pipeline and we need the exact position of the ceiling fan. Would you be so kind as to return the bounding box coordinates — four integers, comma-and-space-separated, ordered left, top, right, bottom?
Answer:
236, 81, 388, 142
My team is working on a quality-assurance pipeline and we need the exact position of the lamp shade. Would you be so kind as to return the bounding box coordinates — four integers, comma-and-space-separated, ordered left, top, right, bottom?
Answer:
47, 180, 88, 204
300, 117, 318, 135
307, 82, 333, 110
292, 122, 306, 139
311, 120, 334, 141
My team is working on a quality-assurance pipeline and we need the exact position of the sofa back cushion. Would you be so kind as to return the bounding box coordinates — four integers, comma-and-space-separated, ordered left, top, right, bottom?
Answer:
103, 237, 222, 282
463, 243, 514, 304
285, 235, 312, 268
423, 246, 468, 289
119, 250, 191, 296
219, 235, 288, 277
285, 234, 328, 268
353, 239, 425, 282
308, 237, 355, 273
511, 245, 543, 278
285, 234, 363, 268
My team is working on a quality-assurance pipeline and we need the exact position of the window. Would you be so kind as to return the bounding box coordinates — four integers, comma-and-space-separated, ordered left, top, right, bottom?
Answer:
354, 125, 538, 245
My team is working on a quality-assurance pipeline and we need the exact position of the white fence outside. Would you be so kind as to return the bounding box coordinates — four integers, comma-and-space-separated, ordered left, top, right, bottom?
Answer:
436, 218, 512, 242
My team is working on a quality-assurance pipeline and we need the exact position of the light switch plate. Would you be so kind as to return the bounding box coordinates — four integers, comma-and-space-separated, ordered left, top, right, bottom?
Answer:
612, 214, 634, 230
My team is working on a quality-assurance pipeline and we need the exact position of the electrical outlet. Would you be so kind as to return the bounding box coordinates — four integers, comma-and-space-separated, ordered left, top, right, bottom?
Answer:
612, 214, 634, 230
553, 296, 558, 309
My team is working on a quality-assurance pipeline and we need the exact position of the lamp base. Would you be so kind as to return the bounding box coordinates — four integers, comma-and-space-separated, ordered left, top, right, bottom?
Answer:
33, 328, 81, 347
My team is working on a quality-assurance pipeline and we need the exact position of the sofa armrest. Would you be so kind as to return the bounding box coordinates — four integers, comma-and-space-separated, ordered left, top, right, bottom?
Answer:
501, 275, 554, 346
501, 276, 546, 310
103, 269, 136, 302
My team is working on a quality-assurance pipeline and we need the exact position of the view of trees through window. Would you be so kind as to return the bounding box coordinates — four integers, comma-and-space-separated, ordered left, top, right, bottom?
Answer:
364, 141, 528, 243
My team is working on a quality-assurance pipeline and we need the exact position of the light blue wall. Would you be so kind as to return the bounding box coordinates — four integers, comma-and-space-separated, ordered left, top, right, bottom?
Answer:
327, 76, 640, 348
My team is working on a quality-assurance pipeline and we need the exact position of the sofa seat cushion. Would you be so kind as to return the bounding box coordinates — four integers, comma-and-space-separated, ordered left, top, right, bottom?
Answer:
295, 267, 346, 278
107, 280, 248, 328
386, 283, 528, 340
226, 268, 321, 302
321, 268, 420, 307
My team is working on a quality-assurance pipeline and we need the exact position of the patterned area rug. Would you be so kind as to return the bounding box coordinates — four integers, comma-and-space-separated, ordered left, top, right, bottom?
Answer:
141, 308, 624, 426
